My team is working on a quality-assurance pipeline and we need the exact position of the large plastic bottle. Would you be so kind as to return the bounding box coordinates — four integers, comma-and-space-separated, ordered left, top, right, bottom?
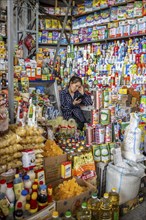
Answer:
99, 193, 112, 220
0, 179, 7, 194
87, 192, 100, 220
14, 202, 23, 220
64, 211, 75, 220
77, 202, 91, 220
109, 188, 119, 220
6, 183, 15, 204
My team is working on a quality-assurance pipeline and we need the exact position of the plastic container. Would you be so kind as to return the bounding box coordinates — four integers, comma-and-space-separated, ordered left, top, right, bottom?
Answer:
13, 174, 24, 200
64, 211, 75, 219
99, 193, 112, 220
109, 188, 119, 220
51, 211, 62, 219
77, 202, 91, 220
23, 175, 32, 193
15, 189, 28, 210
27, 169, 36, 184
6, 183, 15, 203
14, 202, 23, 220
87, 192, 100, 220
0, 179, 7, 193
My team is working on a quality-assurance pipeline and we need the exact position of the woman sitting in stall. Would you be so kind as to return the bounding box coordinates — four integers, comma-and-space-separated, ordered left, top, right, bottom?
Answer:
60, 75, 92, 130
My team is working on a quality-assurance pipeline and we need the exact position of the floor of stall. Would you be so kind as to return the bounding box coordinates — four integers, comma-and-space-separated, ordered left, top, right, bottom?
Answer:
120, 197, 146, 220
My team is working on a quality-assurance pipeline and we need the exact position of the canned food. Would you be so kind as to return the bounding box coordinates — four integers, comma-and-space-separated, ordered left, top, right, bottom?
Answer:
105, 124, 112, 143
103, 89, 109, 108
108, 142, 116, 161
92, 143, 101, 162
100, 144, 110, 163
95, 125, 105, 144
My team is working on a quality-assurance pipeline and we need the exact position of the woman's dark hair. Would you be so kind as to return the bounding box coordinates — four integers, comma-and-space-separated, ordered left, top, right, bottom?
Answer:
69, 75, 82, 86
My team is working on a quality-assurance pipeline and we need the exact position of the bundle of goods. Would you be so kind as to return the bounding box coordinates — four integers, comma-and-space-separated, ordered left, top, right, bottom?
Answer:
0, 91, 8, 134
44, 139, 63, 157
0, 129, 23, 175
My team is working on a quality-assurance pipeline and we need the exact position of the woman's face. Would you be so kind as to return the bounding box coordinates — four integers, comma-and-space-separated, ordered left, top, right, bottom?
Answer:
69, 82, 81, 93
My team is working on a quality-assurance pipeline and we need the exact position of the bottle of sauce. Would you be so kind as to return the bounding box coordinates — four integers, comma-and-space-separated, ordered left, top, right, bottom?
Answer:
6, 183, 15, 204
27, 169, 36, 184
0, 179, 7, 194
23, 175, 32, 194
29, 192, 38, 214
48, 184, 53, 203
13, 174, 23, 200
14, 202, 23, 220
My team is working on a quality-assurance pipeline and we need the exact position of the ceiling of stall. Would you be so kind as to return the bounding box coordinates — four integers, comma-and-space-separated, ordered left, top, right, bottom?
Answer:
39, 0, 84, 7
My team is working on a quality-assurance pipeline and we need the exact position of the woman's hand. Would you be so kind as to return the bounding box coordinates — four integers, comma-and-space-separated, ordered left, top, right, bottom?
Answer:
78, 85, 84, 95
73, 98, 82, 105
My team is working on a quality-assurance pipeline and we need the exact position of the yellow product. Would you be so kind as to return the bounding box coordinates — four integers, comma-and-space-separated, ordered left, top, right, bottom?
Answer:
45, 19, 52, 29
109, 188, 119, 220
119, 88, 127, 94
52, 19, 58, 28
44, 139, 63, 157
58, 20, 62, 29
53, 178, 87, 200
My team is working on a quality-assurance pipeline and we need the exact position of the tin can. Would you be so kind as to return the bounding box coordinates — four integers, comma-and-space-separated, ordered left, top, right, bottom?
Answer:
108, 105, 115, 123
92, 143, 101, 162
105, 124, 112, 143
108, 142, 116, 161
92, 109, 99, 125
86, 126, 93, 145
95, 90, 103, 109
100, 144, 110, 163
100, 108, 110, 125
95, 125, 105, 144
103, 89, 109, 108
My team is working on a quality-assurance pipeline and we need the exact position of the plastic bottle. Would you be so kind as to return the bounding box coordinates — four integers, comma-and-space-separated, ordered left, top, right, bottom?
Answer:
6, 203, 14, 220
64, 211, 75, 220
23, 175, 32, 194
13, 174, 23, 200
27, 169, 36, 184
99, 193, 112, 220
109, 188, 119, 220
32, 184, 38, 193
48, 184, 53, 203
0, 179, 7, 194
14, 202, 23, 220
15, 189, 28, 210
29, 192, 38, 214
87, 192, 100, 220
6, 183, 15, 203
77, 202, 91, 220
51, 211, 62, 219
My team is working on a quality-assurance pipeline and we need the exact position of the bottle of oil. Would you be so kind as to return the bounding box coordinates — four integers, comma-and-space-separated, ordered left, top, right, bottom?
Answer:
51, 211, 62, 220
109, 188, 119, 220
87, 192, 100, 220
64, 211, 75, 220
99, 193, 112, 220
77, 202, 91, 220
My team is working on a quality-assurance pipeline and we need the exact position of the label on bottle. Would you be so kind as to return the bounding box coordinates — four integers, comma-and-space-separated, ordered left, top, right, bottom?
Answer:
114, 211, 119, 220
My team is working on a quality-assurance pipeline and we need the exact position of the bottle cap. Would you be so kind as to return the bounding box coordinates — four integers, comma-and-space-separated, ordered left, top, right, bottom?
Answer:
39, 180, 43, 185
0, 179, 6, 184
52, 211, 59, 217
15, 174, 19, 178
92, 192, 97, 199
7, 183, 13, 188
112, 188, 117, 192
17, 202, 22, 209
65, 211, 71, 217
25, 203, 30, 210
104, 193, 109, 198
81, 202, 87, 208
21, 189, 28, 196
23, 175, 30, 181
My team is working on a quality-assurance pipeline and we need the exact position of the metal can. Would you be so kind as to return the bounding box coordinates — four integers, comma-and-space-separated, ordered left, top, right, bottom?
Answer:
86, 126, 93, 145
95, 125, 105, 144
108, 105, 115, 123
103, 89, 109, 108
92, 143, 101, 162
100, 108, 110, 125
108, 142, 116, 161
105, 124, 112, 143
95, 90, 103, 109
100, 144, 110, 163
92, 109, 99, 125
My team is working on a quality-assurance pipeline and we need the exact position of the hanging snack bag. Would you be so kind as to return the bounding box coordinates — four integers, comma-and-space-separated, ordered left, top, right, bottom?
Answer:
117, 6, 127, 20
110, 7, 118, 21
126, 3, 134, 18
134, 1, 143, 17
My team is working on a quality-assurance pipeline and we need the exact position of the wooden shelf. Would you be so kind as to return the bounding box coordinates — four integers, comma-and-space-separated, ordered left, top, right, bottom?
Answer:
73, 1, 134, 18
73, 33, 146, 45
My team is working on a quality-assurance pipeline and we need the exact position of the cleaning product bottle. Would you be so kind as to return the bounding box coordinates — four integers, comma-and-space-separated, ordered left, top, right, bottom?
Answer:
0, 179, 7, 194
99, 193, 112, 220
109, 188, 119, 220
6, 183, 15, 204
13, 174, 24, 200
15, 189, 28, 210
87, 192, 100, 220
77, 202, 91, 220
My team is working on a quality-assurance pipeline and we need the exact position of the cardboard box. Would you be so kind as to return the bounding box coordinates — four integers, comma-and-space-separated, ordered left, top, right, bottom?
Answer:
51, 178, 96, 216
44, 154, 67, 184
25, 201, 55, 220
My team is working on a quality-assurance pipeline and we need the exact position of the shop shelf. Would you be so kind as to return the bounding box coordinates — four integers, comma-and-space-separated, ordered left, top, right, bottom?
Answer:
38, 43, 68, 46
